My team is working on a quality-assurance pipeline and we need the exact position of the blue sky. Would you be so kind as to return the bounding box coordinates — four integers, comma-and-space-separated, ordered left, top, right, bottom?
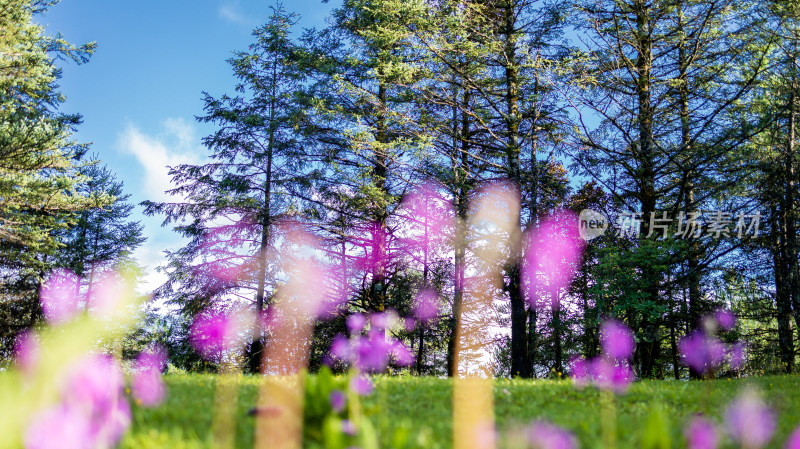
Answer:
39, 0, 334, 293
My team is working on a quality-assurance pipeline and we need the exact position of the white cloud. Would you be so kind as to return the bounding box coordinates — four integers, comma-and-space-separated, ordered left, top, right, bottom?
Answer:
117, 118, 206, 296
218, 0, 253, 26
117, 118, 204, 203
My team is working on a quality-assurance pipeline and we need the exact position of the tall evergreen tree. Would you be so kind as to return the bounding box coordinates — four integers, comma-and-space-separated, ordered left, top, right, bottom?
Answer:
143, 5, 309, 372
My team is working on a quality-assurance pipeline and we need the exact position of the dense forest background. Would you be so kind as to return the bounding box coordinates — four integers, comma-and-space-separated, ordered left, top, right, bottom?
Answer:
3, 0, 800, 380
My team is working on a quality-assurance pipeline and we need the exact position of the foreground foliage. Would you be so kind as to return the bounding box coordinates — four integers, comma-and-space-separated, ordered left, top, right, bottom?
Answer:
121, 374, 800, 449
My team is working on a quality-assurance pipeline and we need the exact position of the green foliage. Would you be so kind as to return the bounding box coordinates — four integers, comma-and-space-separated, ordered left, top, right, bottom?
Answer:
112, 374, 800, 449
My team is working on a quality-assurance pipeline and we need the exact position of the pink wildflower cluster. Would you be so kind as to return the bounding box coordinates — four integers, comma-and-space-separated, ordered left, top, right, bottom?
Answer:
685, 389, 777, 449
328, 312, 414, 377
17, 270, 167, 449
679, 309, 746, 374
570, 319, 636, 393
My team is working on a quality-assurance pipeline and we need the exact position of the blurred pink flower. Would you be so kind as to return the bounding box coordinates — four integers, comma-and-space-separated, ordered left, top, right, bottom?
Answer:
391, 341, 414, 367
25, 405, 93, 449
40, 269, 81, 325
527, 420, 577, 449
523, 212, 584, 311
725, 389, 775, 449
685, 416, 718, 449
14, 330, 39, 375
569, 356, 591, 388
86, 273, 124, 319
728, 343, 746, 371
350, 374, 373, 396
341, 419, 357, 436
189, 312, 241, 361
592, 357, 634, 394
600, 320, 634, 360
370, 312, 390, 331
680, 331, 725, 374
715, 309, 736, 332
785, 426, 800, 449
62, 355, 131, 447
329, 390, 346, 413
132, 346, 167, 407
330, 335, 352, 362
413, 289, 439, 324
346, 314, 366, 334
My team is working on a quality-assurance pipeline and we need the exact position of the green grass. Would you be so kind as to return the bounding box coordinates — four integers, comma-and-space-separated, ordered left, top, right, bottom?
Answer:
121, 374, 800, 449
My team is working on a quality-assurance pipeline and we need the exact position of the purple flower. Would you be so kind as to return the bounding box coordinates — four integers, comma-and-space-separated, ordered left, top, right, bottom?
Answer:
40, 269, 81, 325
346, 314, 366, 334
356, 331, 391, 372
728, 343, 746, 370
25, 405, 93, 449
715, 309, 736, 332
370, 312, 390, 331
527, 420, 577, 449
685, 416, 718, 449
404, 317, 417, 332
86, 273, 125, 319
341, 419, 357, 436
329, 390, 347, 413
523, 212, 584, 310
785, 426, 800, 449
600, 320, 634, 360
679, 331, 725, 374
391, 341, 414, 367
14, 330, 39, 375
725, 389, 775, 449
350, 374, 373, 396
132, 346, 167, 407
569, 356, 591, 387
189, 312, 240, 361
62, 355, 131, 447
413, 289, 439, 324
330, 334, 352, 363
592, 357, 634, 394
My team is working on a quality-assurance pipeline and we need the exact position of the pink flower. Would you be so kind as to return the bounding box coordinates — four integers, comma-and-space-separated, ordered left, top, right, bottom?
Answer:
784, 426, 800, 449
527, 420, 577, 449
132, 346, 167, 407
40, 269, 81, 325
523, 212, 584, 310
329, 390, 346, 413
728, 343, 746, 370
370, 312, 390, 331
679, 331, 725, 374
189, 312, 240, 361
14, 330, 39, 375
391, 341, 414, 367
600, 320, 634, 360
25, 405, 93, 449
86, 273, 125, 319
413, 289, 439, 323
62, 355, 131, 447
330, 335, 352, 362
592, 358, 634, 394
569, 356, 591, 388
350, 374, 373, 396
725, 389, 775, 449
715, 309, 736, 332
341, 419, 357, 435
346, 314, 366, 334
685, 416, 718, 449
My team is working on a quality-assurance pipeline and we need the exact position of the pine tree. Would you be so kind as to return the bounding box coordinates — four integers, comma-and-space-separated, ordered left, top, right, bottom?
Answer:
143, 4, 308, 372
0, 0, 106, 357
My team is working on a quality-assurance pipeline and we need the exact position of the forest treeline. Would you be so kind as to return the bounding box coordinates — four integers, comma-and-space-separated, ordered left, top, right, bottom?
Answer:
3, 0, 800, 379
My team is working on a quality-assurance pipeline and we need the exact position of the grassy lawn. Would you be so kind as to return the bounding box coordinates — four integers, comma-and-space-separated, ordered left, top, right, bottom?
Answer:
121, 374, 800, 449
